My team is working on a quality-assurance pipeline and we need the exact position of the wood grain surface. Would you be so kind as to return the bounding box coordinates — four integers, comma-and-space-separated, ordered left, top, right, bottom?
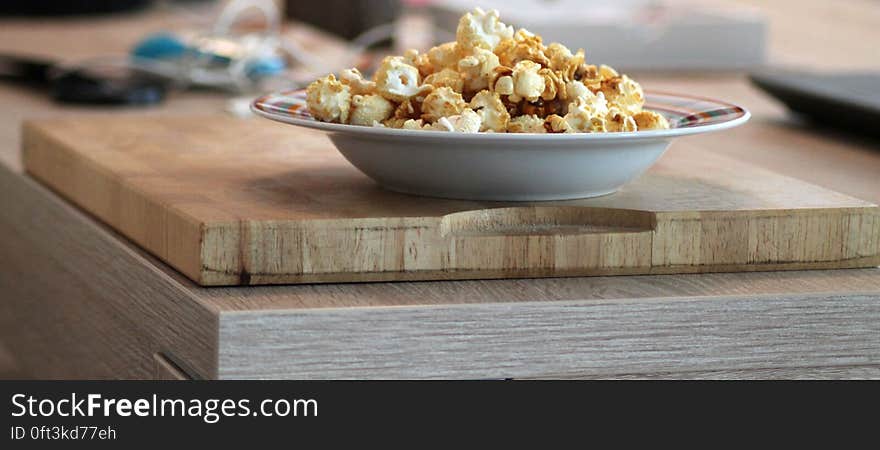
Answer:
0, 165, 219, 379
0, 341, 21, 379
525, 365, 880, 380
22, 116, 880, 286
154, 354, 192, 380
3, 161, 880, 380
218, 292, 880, 379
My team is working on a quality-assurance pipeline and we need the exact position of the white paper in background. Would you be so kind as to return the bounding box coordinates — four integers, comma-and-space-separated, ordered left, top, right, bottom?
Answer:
428, 0, 766, 71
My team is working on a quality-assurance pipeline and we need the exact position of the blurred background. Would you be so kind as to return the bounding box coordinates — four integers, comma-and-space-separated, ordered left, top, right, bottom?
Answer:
1, 0, 877, 91
1, 0, 878, 200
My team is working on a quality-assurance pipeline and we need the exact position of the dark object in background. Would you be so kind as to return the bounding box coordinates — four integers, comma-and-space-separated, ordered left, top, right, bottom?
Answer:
0, 54, 167, 105
0, 0, 153, 16
52, 65, 167, 105
286, 0, 400, 41
750, 70, 880, 139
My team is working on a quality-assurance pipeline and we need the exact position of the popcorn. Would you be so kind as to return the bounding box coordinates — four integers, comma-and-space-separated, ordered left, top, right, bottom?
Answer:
306, 74, 351, 123
599, 64, 619, 79
402, 49, 421, 66
599, 75, 645, 115
507, 114, 546, 133
545, 114, 571, 133
509, 60, 545, 103
402, 118, 427, 130
304, 9, 668, 133
573, 63, 600, 88
425, 42, 460, 75
539, 67, 562, 102
392, 97, 422, 121
558, 50, 587, 83
374, 56, 424, 102
421, 87, 467, 122
564, 80, 590, 102
458, 47, 501, 94
563, 91, 610, 132
349, 94, 394, 126
383, 117, 409, 129
423, 68, 464, 93
582, 90, 610, 116
469, 90, 510, 132
428, 109, 483, 133
545, 43, 573, 72
519, 98, 564, 118
456, 8, 514, 52
605, 107, 638, 132
633, 110, 670, 130
589, 117, 608, 133
495, 29, 549, 68
494, 75, 514, 96
563, 103, 595, 132
339, 68, 376, 95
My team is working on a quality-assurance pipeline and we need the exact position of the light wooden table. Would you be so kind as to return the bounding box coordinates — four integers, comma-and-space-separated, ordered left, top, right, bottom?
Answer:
1, 2, 879, 379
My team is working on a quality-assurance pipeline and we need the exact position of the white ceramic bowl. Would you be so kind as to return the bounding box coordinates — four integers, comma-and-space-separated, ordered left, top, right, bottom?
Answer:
252, 90, 749, 201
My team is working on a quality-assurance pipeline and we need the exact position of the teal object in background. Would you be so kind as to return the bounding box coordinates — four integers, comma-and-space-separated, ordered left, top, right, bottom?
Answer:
245, 56, 285, 78
131, 32, 188, 60
131, 32, 286, 83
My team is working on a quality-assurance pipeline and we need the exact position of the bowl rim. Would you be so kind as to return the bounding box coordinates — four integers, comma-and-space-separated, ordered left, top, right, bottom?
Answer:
251, 90, 751, 142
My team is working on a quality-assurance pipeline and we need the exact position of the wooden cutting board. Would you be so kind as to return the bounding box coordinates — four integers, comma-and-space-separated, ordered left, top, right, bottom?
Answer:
22, 116, 880, 286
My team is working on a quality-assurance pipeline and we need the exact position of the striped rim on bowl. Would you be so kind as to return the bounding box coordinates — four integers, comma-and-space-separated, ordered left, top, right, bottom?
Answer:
253, 89, 747, 131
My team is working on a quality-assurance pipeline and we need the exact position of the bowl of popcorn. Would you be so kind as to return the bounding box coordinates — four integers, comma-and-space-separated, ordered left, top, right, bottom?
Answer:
253, 8, 749, 201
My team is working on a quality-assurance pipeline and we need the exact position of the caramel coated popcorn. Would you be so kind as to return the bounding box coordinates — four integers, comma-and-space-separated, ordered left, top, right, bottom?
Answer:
305, 8, 669, 133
